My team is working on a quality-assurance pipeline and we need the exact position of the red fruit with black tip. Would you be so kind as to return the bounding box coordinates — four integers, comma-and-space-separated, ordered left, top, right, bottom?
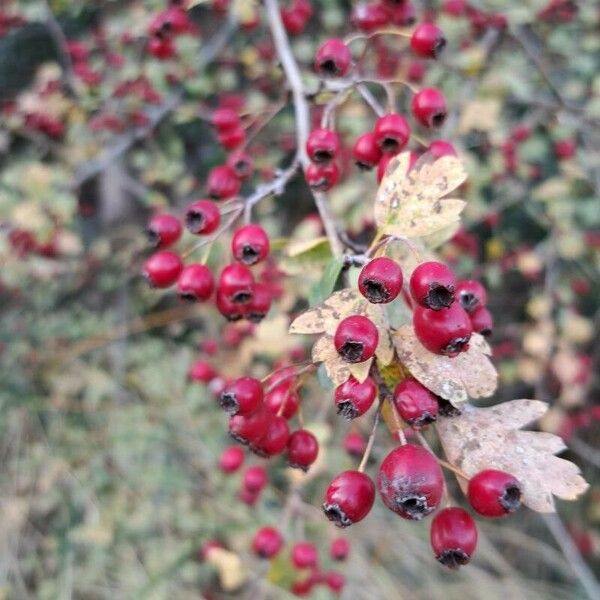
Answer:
334, 315, 379, 363
455, 279, 487, 313
412, 88, 447, 128
322, 470, 375, 527
306, 128, 341, 164
334, 375, 377, 419
247, 282, 272, 323
185, 199, 220, 235
216, 290, 248, 321
252, 526, 283, 559
252, 415, 290, 456
377, 444, 444, 520
305, 161, 339, 191
413, 303, 472, 357
410, 23, 446, 59
467, 469, 522, 517
143, 250, 183, 288
410, 261, 456, 310
176, 264, 214, 301
147, 214, 182, 247
287, 429, 319, 471
428, 139, 457, 159
212, 107, 240, 131
231, 224, 270, 265
228, 405, 271, 445
243, 465, 268, 493
352, 132, 382, 170
374, 113, 411, 154
393, 377, 439, 429
227, 150, 254, 180
207, 165, 241, 200
315, 38, 352, 77
217, 126, 245, 150
219, 445, 245, 473
219, 263, 254, 304
430, 507, 478, 569
291, 541, 318, 569
330, 537, 350, 561
358, 257, 403, 304
470, 306, 493, 336
265, 383, 299, 419
220, 376, 263, 416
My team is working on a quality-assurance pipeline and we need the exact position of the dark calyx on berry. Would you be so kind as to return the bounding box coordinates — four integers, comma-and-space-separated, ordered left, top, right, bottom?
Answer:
322, 503, 352, 528
438, 397, 462, 417
340, 341, 363, 362
437, 549, 471, 570
500, 483, 522, 513
426, 283, 455, 310
443, 334, 470, 355
459, 291, 478, 312
362, 278, 389, 303
186, 210, 205, 232
336, 401, 358, 420
241, 244, 260, 264
219, 392, 239, 414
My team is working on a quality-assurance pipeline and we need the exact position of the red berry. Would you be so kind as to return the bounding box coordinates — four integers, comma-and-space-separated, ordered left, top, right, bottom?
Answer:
470, 306, 493, 336
334, 376, 377, 419
247, 282, 272, 323
329, 537, 350, 561
377, 444, 444, 520
554, 138, 576, 160
252, 415, 290, 456
410, 23, 446, 59
226, 150, 254, 180
239, 486, 260, 506
231, 224, 270, 265
322, 470, 375, 527
413, 303, 472, 356
343, 431, 366, 457
143, 250, 183, 288
428, 139, 457, 159
467, 469, 522, 517
374, 114, 411, 154
314, 38, 352, 77
287, 429, 319, 471
216, 290, 249, 321
409, 261, 456, 310
219, 263, 254, 304
291, 541, 318, 569
217, 125, 246, 150
176, 264, 214, 301
185, 199, 221, 235
243, 465, 268, 493
147, 214, 182, 247
306, 128, 341, 164
352, 132, 382, 170
229, 405, 271, 445
305, 161, 339, 191
412, 88, 447, 128
351, 2, 389, 32
290, 579, 313, 596
207, 165, 241, 200
188, 360, 216, 383
430, 507, 478, 569
455, 279, 487, 313
218, 445, 245, 473
393, 378, 439, 429
265, 383, 299, 419
386, 0, 416, 26
358, 257, 403, 304
334, 315, 379, 363
212, 107, 240, 131
147, 36, 175, 60
220, 376, 263, 416
324, 570, 345, 593
252, 526, 283, 559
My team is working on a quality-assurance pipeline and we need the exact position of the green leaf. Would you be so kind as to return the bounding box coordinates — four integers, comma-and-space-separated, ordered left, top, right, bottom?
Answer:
308, 257, 344, 306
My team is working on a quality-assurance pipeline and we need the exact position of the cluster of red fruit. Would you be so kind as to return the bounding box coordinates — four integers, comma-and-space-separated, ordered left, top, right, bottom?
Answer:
143, 210, 276, 322
146, 4, 195, 60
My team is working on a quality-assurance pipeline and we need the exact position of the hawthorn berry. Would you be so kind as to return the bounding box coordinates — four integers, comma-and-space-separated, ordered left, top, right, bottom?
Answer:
206, 165, 241, 200
430, 507, 478, 569
247, 282, 272, 323
226, 150, 254, 180
322, 470, 375, 527
455, 279, 487, 313
343, 431, 366, 457
231, 224, 270, 265
352, 132, 382, 170
410, 23, 446, 59
305, 161, 339, 191
330, 537, 350, 561
358, 257, 403, 304
314, 38, 352, 77
412, 88, 447, 128
252, 526, 283, 559
218, 445, 245, 473
428, 139, 457, 159
143, 250, 183, 288
218, 263, 254, 304
243, 464, 268, 493
334, 376, 377, 419
334, 315, 379, 363
188, 360, 216, 383
409, 261, 456, 310
290, 579, 313, 596
470, 306, 493, 336
306, 128, 341, 164
216, 290, 248, 321
287, 429, 319, 471
229, 405, 271, 445
185, 199, 221, 235
413, 303, 472, 356
251, 415, 290, 456
217, 125, 246, 150
265, 383, 300, 419
377, 444, 444, 520
351, 2, 389, 32
239, 486, 260, 506
147, 36, 176, 60
374, 113, 411, 154
220, 376, 263, 416
393, 378, 439, 429
147, 214, 182, 248
211, 107, 240, 131
467, 469, 522, 517
291, 541, 318, 569
176, 264, 214, 302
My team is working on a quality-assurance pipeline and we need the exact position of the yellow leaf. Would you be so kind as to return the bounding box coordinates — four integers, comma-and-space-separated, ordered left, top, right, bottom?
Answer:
436, 400, 589, 512
206, 548, 247, 591
458, 98, 500, 133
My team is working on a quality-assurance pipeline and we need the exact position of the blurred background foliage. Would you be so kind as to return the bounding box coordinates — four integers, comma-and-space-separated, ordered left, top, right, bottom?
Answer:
0, 0, 599, 598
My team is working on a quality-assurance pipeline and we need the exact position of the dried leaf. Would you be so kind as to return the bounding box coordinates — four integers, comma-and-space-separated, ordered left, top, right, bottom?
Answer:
206, 547, 247, 591
374, 152, 467, 238
348, 357, 373, 383
393, 326, 497, 405
436, 400, 589, 513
